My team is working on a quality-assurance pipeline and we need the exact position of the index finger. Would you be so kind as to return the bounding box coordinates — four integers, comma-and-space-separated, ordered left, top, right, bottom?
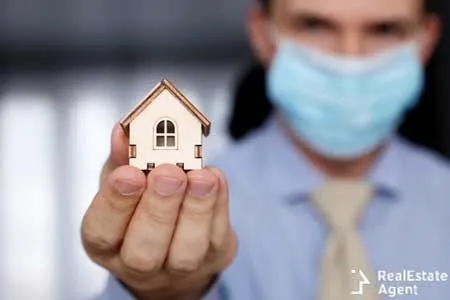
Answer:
101, 122, 130, 185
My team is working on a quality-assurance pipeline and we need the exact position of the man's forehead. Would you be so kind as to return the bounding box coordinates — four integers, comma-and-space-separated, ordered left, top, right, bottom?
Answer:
275, 0, 423, 19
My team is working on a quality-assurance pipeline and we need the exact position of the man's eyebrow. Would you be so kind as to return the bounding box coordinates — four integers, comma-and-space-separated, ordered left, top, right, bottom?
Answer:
365, 17, 417, 33
288, 11, 340, 27
367, 17, 414, 26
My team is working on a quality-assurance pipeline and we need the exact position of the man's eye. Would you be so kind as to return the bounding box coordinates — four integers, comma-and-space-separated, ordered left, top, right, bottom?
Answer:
370, 24, 405, 37
296, 18, 331, 31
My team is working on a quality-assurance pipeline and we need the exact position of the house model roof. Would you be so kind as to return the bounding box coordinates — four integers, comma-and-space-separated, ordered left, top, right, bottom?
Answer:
120, 79, 211, 136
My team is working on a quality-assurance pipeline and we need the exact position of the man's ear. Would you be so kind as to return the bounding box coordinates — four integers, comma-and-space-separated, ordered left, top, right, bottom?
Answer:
246, 3, 276, 66
420, 14, 441, 64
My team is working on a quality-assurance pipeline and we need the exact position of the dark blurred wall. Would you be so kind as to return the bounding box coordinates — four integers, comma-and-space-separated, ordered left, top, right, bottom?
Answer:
434, 0, 450, 156
0, 0, 252, 65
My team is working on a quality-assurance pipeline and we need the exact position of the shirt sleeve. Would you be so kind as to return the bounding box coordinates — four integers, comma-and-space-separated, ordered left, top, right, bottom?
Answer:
96, 276, 223, 300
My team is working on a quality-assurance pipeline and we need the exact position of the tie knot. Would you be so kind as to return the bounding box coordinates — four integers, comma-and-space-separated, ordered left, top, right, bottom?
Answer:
311, 179, 373, 231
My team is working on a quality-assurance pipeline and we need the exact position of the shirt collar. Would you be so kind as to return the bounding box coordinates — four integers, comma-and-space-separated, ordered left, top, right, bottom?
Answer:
259, 116, 402, 204
366, 137, 403, 198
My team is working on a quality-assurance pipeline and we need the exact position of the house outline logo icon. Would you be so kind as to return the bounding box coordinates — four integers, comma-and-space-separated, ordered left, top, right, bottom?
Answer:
351, 269, 371, 295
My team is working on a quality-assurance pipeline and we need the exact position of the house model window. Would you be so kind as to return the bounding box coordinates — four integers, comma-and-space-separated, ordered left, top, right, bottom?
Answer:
155, 119, 177, 149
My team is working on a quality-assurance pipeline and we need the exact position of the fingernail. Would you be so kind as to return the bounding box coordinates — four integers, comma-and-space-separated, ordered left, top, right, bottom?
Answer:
154, 176, 183, 196
115, 180, 143, 196
189, 181, 215, 198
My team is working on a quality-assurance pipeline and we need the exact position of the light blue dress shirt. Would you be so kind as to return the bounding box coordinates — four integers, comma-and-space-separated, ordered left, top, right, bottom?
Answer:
102, 116, 450, 299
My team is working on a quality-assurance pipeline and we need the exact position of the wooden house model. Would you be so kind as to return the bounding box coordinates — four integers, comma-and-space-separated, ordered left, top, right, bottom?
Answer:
120, 79, 211, 171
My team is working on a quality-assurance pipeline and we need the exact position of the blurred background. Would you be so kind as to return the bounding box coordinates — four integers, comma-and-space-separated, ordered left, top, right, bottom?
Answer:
0, 0, 450, 299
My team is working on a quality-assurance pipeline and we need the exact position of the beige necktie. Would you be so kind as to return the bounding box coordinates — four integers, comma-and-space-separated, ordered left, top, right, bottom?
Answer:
311, 179, 379, 300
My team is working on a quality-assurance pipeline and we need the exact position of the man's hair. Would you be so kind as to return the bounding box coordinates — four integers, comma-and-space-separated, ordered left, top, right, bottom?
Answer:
259, 0, 436, 13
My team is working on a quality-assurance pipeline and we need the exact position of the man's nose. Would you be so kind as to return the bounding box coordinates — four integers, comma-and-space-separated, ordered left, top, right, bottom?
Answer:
335, 31, 365, 56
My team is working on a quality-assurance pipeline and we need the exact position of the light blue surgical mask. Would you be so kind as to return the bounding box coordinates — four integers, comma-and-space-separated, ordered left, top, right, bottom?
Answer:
267, 40, 425, 159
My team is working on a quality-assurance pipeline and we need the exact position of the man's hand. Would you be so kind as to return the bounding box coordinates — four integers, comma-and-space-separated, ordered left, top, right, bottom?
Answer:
81, 124, 237, 300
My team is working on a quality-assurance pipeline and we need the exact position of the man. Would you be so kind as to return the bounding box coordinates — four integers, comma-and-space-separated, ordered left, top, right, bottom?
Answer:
82, 0, 450, 299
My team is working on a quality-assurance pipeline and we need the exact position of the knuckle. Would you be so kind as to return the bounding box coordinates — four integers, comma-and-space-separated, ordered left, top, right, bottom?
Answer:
121, 250, 161, 274
147, 209, 175, 226
210, 235, 227, 252
102, 188, 139, 213
168, 257, 201, 274
186, 208, 209, 221
106, 195, 134, 213
82, 222, 117, 253
210, 227, 231, 251
208, 241, 237, 270
184, 199, 215, 219
140, 196, 180, 226
208, 230, 236, 263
